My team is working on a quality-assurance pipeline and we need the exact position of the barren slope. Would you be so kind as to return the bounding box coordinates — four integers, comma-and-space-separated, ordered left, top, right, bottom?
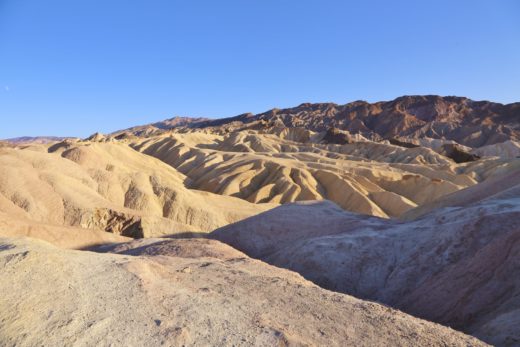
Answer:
0, 142, 273, 238
212, 175, 520, 346
0, 212, 129, 249
0, 236, 486, 346
402, 159, 520, 220
127, 130, 511, 218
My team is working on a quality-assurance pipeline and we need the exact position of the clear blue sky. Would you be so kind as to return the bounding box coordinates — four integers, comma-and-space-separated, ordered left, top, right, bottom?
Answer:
1, 0, 519, 138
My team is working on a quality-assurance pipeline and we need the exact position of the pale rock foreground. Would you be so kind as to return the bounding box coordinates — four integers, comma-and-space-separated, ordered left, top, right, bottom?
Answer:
0, 237, 485, 347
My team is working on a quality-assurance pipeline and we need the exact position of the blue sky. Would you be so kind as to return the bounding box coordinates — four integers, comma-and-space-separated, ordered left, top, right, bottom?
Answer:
0, 0, 519, 138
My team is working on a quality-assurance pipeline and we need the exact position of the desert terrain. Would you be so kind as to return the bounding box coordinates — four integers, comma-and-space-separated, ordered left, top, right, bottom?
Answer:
2, 95, 520, 346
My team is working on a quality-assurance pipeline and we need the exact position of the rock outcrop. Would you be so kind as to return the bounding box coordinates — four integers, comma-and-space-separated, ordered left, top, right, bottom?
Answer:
438, 143, 480, 163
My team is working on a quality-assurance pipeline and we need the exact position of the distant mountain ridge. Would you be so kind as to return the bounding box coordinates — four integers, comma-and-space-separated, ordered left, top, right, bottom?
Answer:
113, 116, 211, 136
5, 136, 74, 144
120, 95, 520, 148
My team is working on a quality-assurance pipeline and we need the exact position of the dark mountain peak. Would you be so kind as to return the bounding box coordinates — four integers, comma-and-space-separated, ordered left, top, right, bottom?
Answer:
117, 95, 519, 147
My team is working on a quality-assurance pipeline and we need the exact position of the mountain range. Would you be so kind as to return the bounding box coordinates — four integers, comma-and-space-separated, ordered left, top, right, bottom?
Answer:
116, 95, 520, 148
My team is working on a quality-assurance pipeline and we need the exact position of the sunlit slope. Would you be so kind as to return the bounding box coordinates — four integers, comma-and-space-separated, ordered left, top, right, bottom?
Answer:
129, 130, 511, 218
0, 142, 273, 238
